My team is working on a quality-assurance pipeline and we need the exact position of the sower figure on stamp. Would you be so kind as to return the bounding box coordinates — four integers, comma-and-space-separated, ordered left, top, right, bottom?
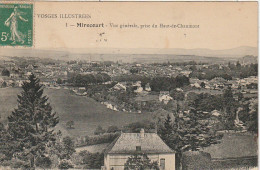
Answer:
4, 6, 28, 44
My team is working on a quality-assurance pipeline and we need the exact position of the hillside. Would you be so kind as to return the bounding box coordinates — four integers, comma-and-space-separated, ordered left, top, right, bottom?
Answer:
0, 46, 257, 63
0, 88, 151, 137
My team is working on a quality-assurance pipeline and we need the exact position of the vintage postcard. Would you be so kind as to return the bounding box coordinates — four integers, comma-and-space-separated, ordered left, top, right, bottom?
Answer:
0, 1, 258, 170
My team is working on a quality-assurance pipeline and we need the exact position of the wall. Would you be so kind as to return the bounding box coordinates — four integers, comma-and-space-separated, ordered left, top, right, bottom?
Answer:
104, 153, 175, 170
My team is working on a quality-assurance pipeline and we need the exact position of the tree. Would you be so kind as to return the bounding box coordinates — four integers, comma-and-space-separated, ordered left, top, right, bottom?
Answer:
124, 153, 159, 170
94, 125, 106, 135
237, 92, 244, 102
79, 151, 104, 169
158, 114, 173, 141
200, 82, 206, 88
1, 81, 7, 88
66, 120, 75, 129
0, 120, 15, 162
187, 93, 223, 112
61, 136, 76, 160
1, 68, 10, 77
130, 68, 139, 74
236, 61, 241, 68
56, 78, 63, 84
158, 109, 223, 170
7, 74, 59, 168
58, 160, 74, 169
107, 125, 119, 133
247, 99, 258, 134
170, 89, 185, 101
222, 87, 237, 130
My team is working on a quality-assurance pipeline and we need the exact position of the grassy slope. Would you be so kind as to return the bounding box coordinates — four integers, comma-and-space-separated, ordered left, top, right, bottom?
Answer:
0, 87, 151, 137
202, 133, 258, 159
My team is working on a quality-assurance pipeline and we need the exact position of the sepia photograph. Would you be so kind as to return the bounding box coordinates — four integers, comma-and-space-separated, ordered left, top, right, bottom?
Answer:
0, 2, 258, 170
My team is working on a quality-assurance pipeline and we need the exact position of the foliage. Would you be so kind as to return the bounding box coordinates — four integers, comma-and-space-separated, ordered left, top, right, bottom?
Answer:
187, 88, 242, 131
6, 74, 59, 168
0, 121, 17, 162
1, 68, 10, 77
56, 78, 63, 84
35, 156, 52, 168
79, 133, 120, 146
9, 158, 30, 169
79, 151, 104, 169
190, 63, 257, 80
124, 153, 159, 170
58, 159, 74, 169
158, 110, 223, 169
122, 120, 156, 133
68, 73, 111, 86
112, 75, 189, 92
170, 89, 185, 101
94, 125, 106, 135
66, 120, 75, 129
113, 75, 150, 84
50, 134, 76, 162
246, 83, 258, 89
130, 67, 139, 74
200, 82, 206, 88
247, 98, 258, 133
1, 81, 7, 88
62, 136, 76, 160
222, 87, 238, 130
107, 125, 120, 133
150, 75, 190, 92
187, 92, 223, 112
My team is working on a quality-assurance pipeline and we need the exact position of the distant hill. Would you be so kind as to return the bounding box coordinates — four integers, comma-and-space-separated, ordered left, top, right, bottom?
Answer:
162, 46, 257, 58
0, 46, 257, 63
239, 55, 258, 64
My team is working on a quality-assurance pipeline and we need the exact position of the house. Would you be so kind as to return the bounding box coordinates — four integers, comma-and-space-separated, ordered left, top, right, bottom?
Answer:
159, 91, 173, 104
145, 83, 151, 92
211, 110, 221, 117
134, 94, 158, 111
113, 83, 126, 91
133, 81, 144, 93
191, 82, 201, 89
103, 129, 175, 170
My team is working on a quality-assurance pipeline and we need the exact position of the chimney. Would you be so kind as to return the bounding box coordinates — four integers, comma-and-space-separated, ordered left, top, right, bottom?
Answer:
140, 128, 144, 139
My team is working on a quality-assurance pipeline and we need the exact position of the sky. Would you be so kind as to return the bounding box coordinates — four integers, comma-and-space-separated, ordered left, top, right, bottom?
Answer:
32, 2, 258, 50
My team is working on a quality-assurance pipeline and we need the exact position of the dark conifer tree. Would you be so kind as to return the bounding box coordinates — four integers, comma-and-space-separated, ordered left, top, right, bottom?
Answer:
7, 74, 59, 168
159, 109, 223, 170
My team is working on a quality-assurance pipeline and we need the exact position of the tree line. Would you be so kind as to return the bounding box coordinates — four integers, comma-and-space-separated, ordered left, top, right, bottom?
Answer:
190, 62, 257, 80
67, 73, 111, 86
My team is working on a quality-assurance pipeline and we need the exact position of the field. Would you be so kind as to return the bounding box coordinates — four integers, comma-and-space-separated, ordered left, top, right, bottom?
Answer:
0, 87, 152, 137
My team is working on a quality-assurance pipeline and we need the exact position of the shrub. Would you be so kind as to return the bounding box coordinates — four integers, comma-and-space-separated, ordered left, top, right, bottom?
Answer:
10, 158, 30, 169
35, 156, 52, 168
79, 151, 104, 169
80, 132, 120, 146
58, 160, 74, 169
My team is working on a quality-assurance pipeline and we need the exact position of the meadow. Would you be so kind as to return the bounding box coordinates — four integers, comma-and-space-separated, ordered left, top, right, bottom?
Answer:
0, 87, 151, 137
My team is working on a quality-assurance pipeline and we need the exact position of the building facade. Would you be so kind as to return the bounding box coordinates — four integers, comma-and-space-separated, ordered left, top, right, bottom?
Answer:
103, 129, 175, 170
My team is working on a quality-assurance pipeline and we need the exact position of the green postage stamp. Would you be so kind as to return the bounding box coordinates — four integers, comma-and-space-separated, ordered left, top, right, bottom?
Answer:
0, 3, 33, 47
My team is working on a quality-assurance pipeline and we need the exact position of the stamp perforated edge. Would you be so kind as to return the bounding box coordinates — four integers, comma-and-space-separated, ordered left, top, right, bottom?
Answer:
0, 1, 34, 49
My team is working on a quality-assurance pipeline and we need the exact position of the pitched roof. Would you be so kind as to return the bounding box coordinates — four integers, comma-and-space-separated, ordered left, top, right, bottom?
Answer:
105, 132, 174, 154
